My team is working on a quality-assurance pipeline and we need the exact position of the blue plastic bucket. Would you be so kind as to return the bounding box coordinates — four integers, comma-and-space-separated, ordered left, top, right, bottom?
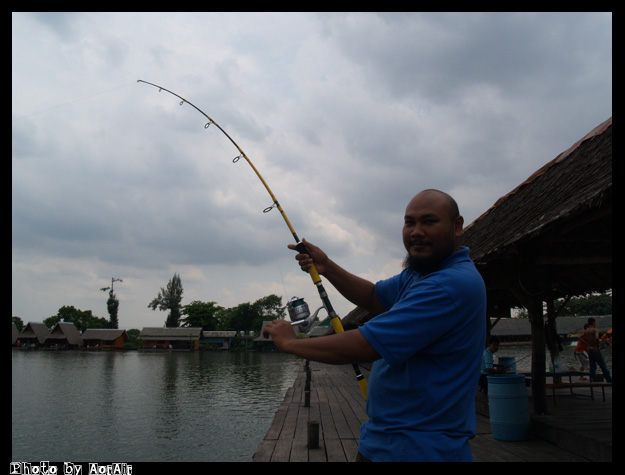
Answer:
487, 374, 530, 441
498, 356, 517, 373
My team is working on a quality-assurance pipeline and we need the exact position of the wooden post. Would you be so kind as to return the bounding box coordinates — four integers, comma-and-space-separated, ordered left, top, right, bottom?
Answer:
304, 360, 311, 407
307, 421, 319, 449
508, 260, 548, 415
527, 297, 548, 414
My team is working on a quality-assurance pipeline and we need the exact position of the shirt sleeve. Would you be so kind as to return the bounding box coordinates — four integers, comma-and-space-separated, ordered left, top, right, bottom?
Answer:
361, 276, 457, 367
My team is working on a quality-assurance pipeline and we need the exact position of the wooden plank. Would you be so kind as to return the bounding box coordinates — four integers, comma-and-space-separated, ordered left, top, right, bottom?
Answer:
340, 438, 359, 462
308, 439, 328, 462
263, 404, 288, 440
289, 438, 309, 462
470, 436, 527, 462
271, 436, 294, 462
325, 437, 348, 462
251, 439, 276, 462
317, 389, 339, 440
325, 387, 353, 439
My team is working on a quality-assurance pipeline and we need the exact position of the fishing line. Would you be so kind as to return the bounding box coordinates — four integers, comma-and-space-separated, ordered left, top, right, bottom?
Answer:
137, 80, 368, 399
12, 81, 135, 123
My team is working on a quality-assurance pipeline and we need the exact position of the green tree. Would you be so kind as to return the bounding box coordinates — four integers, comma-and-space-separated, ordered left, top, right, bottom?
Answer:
126, 328, 141, 347
559, 291, 612, 316
45, 305, 109, 332
181, 300, 224, 330
106, 291, 120, 329
148, 273, 184, 327
220, 294, 285, 334
254, 294, 286, 321
224, 302, 260, 333
101, 278, 123, 329
12, 316, 24, 332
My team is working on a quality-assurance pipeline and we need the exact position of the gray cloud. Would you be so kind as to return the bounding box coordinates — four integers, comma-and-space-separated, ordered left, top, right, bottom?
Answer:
12, 12, 612, 327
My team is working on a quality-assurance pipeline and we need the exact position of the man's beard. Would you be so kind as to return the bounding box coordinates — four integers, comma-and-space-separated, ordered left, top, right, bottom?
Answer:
403, 243, 456, 275
403, 231, 458, 275
403, 253, 440, 275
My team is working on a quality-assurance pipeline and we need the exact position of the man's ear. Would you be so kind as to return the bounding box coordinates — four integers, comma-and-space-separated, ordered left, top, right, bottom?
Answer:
454, 215, 464, 236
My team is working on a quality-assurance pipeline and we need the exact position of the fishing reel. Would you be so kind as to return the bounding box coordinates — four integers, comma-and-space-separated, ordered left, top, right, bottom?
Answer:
287, 297, 325, 333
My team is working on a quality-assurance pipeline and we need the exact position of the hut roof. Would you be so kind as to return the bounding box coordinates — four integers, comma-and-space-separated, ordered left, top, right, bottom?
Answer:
491, 315, 611, 337
254, 321, 274, 341
462, 118, 612, 308
47, 322, 83, 345
20, 322, 50, 344
139, 327, 202, 341
202, 331, 237, 338
81, 329, 129, 342
12, 323, 20, 344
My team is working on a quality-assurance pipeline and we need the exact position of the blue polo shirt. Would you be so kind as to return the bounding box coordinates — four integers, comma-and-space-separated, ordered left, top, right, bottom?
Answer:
358, 247, 486, 462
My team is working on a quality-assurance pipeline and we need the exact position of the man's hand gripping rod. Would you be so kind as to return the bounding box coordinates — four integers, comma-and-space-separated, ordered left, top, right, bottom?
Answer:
294, 243, 368, 399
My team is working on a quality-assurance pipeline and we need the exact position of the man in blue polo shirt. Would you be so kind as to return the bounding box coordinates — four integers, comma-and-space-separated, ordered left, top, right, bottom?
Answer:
263, 189, 486, 461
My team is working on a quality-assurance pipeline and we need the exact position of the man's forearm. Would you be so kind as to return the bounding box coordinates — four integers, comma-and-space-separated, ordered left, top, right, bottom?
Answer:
322, 259, 386, 315
281, 328, 380, 365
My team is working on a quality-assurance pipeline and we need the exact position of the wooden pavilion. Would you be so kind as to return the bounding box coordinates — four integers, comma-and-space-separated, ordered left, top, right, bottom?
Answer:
81, 328, 130, 349
17, 322, 50, 348
462, 117, 612, 414
44, 322, 83, 349
139, 327, 202, 350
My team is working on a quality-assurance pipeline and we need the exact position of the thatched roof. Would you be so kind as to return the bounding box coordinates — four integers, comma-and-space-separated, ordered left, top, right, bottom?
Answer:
81, 329, 129, 342
46, 322, 83, 345
139, 327, 202, 340
462, 117, 612, 309
12, 323, 20, 344
254, 321, 275, 342
19, 322, 50, 344
321, 306, 375, 336
491, 315, 611, 337
202, 331, 237, 338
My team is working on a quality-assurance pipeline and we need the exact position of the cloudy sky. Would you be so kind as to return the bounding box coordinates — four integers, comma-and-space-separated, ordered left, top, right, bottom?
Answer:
12, 12, 612, 330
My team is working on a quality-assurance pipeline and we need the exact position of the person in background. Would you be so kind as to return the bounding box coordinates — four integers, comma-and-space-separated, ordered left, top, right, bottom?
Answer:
574, 324, 590, 380
479, 336, 509, 393
581, 318, 612, 383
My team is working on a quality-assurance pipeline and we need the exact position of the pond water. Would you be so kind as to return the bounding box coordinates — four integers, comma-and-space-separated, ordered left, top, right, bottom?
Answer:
12, 350, 301, 462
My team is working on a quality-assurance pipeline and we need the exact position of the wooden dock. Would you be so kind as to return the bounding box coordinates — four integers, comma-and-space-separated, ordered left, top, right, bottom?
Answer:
253, 361, 367, 462
253, 361, 611, 462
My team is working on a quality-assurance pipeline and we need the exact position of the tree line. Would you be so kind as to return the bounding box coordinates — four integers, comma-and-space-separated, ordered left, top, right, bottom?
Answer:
13, 273, 286, 337
147, 273, 286, 333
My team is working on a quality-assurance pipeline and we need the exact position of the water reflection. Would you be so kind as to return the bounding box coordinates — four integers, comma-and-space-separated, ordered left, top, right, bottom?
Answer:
12, 350, 301, 462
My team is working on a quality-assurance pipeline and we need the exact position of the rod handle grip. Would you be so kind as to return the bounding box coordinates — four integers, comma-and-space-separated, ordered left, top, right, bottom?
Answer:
295, 241, 322, 284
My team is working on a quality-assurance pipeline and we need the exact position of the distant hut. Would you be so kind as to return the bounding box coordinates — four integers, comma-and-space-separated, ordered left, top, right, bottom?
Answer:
12, 323, 20, 346
81, 329, 129, 349
139, 327, 202, 350
19, 322, 51, 349
200, 331, 237, 350
254, 322, 278, 351
44, 322, 83, 349
333, 307, 374, 333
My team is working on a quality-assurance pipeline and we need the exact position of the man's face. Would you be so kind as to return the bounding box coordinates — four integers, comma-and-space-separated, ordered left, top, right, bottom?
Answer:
402, 191, 463, 274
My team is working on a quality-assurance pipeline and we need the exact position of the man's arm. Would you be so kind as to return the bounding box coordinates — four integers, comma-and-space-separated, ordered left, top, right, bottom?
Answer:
263, 319, 380, 364
289, 238, 386, 315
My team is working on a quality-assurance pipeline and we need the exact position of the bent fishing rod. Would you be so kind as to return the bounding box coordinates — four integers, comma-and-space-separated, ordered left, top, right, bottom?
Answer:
137, 80, 368, 399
